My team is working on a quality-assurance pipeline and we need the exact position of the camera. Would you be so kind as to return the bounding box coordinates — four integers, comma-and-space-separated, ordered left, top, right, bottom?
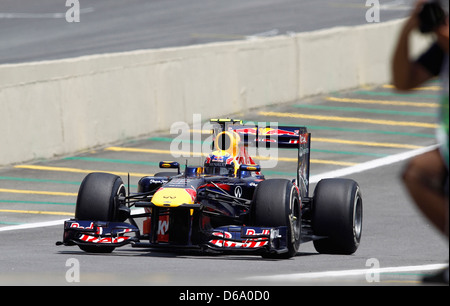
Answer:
418, 0, 447, 33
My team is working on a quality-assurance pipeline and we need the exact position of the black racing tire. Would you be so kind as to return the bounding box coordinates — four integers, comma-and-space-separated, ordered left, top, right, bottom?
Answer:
75, 172, 126, 222
251, 179, 301, 259
75, 172, 127, 253
312, 178, 363, 255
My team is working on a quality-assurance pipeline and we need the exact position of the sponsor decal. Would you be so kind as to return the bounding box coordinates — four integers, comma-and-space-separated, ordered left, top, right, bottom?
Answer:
257, 138, 277, 143
209, 229, 269, 248
79, 234, 132, 244
70, 221, 102, 234
69, 221, 136, 244
262, 128, 297, 136
234, 186, 243, 198
157, 215, 169, 242
152, 186, 196, 206
185, 187, 197, 202
212, 155, 224, 162
143, 213, 170, 240
299, 133, 309, 144
234, 127, 258, 135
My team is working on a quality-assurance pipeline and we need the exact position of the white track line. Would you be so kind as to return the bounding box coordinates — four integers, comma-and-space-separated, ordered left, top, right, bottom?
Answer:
0, 219, 68, 232
0, 8, 94, 19
310, 144, 438, 183
243, 263, 448, 282
0, 145, 438, 232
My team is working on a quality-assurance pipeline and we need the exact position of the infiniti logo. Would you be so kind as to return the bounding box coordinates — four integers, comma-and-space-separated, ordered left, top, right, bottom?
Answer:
234, 186, 243, 198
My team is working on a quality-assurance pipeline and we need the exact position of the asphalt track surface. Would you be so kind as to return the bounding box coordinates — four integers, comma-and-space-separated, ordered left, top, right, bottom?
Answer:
0, 0, 417, 64
0, 82, 448, 286
1, 0, 448, 288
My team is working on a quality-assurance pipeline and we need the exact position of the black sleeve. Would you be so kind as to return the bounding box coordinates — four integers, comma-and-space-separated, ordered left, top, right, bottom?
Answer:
416, 43, 445, 77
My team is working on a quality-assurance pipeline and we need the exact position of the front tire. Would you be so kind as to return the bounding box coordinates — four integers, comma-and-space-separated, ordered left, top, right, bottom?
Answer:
251, 179, 301, 258
75, 172, 128, 253
312, 178, 363, 255
75, 172, 127, 222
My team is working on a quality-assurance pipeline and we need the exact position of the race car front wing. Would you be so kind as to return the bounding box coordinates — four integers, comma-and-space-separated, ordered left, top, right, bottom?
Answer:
56, 219, 289, 255
56, 220, 140, 248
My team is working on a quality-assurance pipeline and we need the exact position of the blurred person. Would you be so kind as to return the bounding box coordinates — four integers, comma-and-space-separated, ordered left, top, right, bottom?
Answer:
392, 0, 448, 284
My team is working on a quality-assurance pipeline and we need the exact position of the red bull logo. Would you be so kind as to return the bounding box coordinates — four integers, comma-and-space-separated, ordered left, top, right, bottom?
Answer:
209, 230, 269, 248
260, 128, 298, 136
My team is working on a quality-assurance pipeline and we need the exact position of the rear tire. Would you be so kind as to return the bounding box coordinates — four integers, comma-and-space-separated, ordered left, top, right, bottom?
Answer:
75, 172, 128, 253
251, 179, 301, 259
312, 179, 362, 255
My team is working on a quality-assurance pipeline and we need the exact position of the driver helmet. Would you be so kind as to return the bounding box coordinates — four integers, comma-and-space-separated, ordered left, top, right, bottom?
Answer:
204, 150, 239, 176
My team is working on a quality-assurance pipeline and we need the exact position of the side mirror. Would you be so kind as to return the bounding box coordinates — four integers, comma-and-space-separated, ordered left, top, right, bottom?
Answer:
238, 164, 261, 178
159, 161, 180, 174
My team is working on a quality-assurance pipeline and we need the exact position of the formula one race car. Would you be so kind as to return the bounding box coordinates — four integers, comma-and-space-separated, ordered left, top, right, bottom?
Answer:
57, 119, 363, 258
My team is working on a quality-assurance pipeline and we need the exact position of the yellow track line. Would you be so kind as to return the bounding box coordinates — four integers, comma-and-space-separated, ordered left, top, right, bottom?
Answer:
313, 137, 422, 150
380, 280, 421, 284
311, 159, 356, 166
191, 129, 214, 134
14, 165, 150, 178
326, 97, 439, 108
258, 111, 438, 129
0, 188, 77, 197
383, 84, 442, 91
254, 155, 357, 166
106, 147, 358, 166
106, 146, 207, 157
0, 209, 74, 216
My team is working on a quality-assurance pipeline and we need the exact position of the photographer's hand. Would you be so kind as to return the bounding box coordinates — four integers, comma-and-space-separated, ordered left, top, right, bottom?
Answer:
404, 0, 424, 34
392, 0, 432, 90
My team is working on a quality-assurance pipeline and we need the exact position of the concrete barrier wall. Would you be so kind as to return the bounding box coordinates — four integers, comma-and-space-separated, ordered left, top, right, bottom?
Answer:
0, 19, 431, 166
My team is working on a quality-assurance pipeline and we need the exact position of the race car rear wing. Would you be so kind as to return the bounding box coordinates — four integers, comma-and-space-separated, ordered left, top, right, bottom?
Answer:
210, 119, 311, 198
